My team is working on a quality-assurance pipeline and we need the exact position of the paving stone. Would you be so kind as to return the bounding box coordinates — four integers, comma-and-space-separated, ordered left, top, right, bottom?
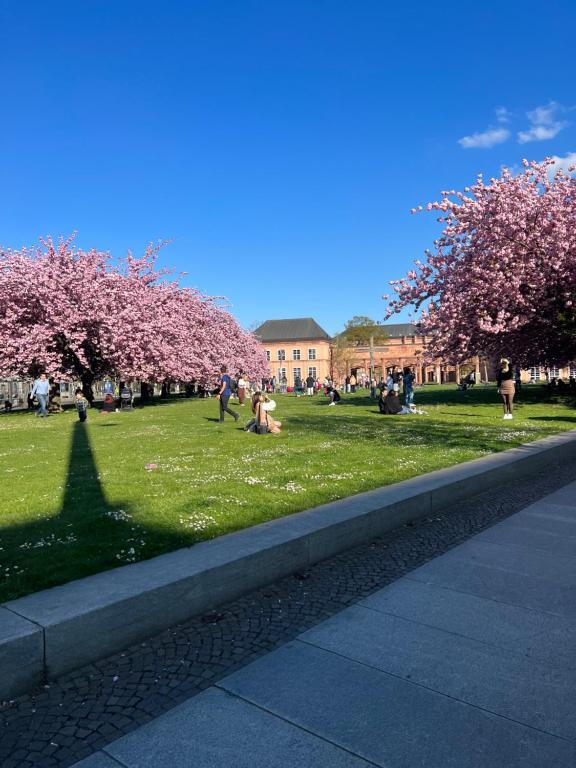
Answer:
438, 537, 576, 583
103, 687, 372, 768
1, 457, 575, 767
474, 518, 576, 557
219, 641, 574, 768
359, 578, 576, 668
408, 552, 576, 618
70, 754, 122, 768
299, 604, 576, 739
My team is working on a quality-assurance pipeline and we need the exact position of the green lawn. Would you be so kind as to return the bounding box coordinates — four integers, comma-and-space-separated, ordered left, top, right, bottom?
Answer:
1, 385, 574, 602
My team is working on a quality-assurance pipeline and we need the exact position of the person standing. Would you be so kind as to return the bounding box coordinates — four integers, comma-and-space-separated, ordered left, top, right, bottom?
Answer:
305, 373, 315, 396
31, 373, 50, 417
349, 373, 357, 393
237, 372, 247, 406
217, 365, 239, 423
497, 358, 515, 420
403, 366, 415, 407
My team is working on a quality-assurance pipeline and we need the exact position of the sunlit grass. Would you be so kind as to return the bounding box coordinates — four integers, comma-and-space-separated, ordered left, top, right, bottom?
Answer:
0, 385, 573, 601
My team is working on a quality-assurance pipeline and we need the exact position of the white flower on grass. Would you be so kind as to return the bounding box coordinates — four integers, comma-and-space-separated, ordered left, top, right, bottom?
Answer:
178, 513, 217, 531
283, 481, 305, 493
105, 509, 132, 521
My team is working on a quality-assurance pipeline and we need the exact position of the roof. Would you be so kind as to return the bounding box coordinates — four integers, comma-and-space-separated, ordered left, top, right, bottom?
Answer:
378, 322, 421, 338
254, 318, 332, 343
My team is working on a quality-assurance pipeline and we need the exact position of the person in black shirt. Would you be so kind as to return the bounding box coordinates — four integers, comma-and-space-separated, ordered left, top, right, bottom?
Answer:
379, 389, 402, 415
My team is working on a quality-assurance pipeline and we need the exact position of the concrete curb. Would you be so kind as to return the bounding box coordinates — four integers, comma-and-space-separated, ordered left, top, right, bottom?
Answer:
3, 429, 576, 700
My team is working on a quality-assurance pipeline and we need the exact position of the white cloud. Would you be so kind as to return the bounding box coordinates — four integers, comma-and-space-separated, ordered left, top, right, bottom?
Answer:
495, 106, 511, 124
458, 127, 510, 149
517, 101, 568, 144
545, 151, 576, 177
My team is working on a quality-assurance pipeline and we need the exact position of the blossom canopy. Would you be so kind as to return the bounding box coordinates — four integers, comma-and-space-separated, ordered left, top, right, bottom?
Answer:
0, 235, 268, 385
386, 159, 576, 367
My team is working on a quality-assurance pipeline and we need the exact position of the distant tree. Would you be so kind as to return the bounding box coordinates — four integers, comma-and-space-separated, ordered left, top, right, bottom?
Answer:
332, 316, 388, 381
338, 316, 388, 347
385, 159, 576, 366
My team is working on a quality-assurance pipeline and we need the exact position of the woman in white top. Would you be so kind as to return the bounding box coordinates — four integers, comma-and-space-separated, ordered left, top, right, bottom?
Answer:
237, 372, 247, 406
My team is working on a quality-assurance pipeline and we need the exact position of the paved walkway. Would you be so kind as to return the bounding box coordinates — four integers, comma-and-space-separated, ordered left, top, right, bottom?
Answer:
71, 480, 576, 768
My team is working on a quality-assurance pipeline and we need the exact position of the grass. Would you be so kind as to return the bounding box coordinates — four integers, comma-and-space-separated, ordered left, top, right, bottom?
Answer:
0, 385, 574, 602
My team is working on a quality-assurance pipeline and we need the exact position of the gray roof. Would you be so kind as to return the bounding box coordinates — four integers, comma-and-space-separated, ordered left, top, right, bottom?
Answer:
254, 318, 332, 343
379, 322, 421, 338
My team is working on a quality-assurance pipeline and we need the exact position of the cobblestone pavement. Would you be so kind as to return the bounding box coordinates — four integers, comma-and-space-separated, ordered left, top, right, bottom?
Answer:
2, 458, 576, 768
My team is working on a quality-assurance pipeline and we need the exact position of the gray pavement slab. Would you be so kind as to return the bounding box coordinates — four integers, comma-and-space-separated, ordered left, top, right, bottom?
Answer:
71, 753, 123, 768
299, 603, 576, 739
219, 641, 574, 768
407, 555, 576, 618
102, 687, 372, 768
359, 578, 576, 668
535, 481, 576, 508
474, 518, 576, 557
427, 537, 576, 584
497, 501, 576, 534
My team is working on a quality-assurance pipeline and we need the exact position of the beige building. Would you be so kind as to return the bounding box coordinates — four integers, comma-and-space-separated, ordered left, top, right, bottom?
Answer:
254, 318, 332, 384
255, 317, 576, 386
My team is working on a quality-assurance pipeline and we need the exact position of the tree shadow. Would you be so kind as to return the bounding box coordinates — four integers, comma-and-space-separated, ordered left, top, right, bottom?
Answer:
527, 415, 576, 423
0, 422, 133, 601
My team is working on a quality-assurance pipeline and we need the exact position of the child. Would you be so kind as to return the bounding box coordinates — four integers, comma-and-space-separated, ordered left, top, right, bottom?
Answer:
75, 388, 89, 422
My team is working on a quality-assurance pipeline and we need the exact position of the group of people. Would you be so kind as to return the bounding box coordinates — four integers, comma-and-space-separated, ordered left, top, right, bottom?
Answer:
378, 366, 416, 415
216, 366, 282, 434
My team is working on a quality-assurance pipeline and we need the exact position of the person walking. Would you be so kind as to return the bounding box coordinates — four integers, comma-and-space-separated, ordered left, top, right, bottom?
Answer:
31, 373, 50, 417
305, 374, 315, 396
497, 358, 515, 419
75, 388, 89, 422
217, 365, 239, 423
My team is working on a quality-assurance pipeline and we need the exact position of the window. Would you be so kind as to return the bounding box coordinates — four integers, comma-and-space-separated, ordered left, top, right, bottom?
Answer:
549, 365, 560, 379
266, 350, 271, 361
277, 349, 285, 361
278, 367, 287, 381
308, 348, 316, 360
308, 367, 317, 379
293, 368, 302, 382
292, 349, 301, 360
570, 364, 576, 379
530, 366, 541, 382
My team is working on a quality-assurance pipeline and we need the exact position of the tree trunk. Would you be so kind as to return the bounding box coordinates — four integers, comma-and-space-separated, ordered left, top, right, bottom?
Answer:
81, 373, 95, 404
161, 381, 170, 399
140, 382, 153, 403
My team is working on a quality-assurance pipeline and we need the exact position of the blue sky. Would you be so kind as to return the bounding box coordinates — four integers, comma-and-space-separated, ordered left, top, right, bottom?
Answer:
1, 1, 575, 335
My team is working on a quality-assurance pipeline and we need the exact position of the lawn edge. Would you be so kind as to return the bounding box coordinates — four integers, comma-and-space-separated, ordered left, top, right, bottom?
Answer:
2, 427, 576, 700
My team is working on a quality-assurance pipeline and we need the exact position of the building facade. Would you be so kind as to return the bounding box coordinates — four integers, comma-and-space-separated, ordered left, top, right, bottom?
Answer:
254, 318, 332, 384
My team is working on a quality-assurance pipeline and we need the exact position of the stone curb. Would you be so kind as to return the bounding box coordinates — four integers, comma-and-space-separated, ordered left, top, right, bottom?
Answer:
3, 429, 576, 700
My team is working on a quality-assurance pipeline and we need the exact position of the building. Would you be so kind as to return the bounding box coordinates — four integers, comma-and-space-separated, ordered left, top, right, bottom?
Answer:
342, 322, 481, 384
254, 318, 332, 384
254, 318, 481, 384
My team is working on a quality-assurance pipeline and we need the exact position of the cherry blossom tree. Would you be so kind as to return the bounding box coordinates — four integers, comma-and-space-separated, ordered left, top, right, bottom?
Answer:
385, 159, 576, 366
0, 235, 268, 398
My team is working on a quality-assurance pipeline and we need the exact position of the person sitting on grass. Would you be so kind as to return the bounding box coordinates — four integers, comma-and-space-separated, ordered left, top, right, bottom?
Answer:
254, 392, 282, 434
75, 388, 89, 422
100, 392, 116, 414
328, 386, 341, 406
379, 389, 402, 415
244, 392, 281, 434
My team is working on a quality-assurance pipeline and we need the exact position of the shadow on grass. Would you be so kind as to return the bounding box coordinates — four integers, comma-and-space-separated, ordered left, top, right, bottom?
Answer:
0, 421, 202, 603
527, 416, 576, 423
